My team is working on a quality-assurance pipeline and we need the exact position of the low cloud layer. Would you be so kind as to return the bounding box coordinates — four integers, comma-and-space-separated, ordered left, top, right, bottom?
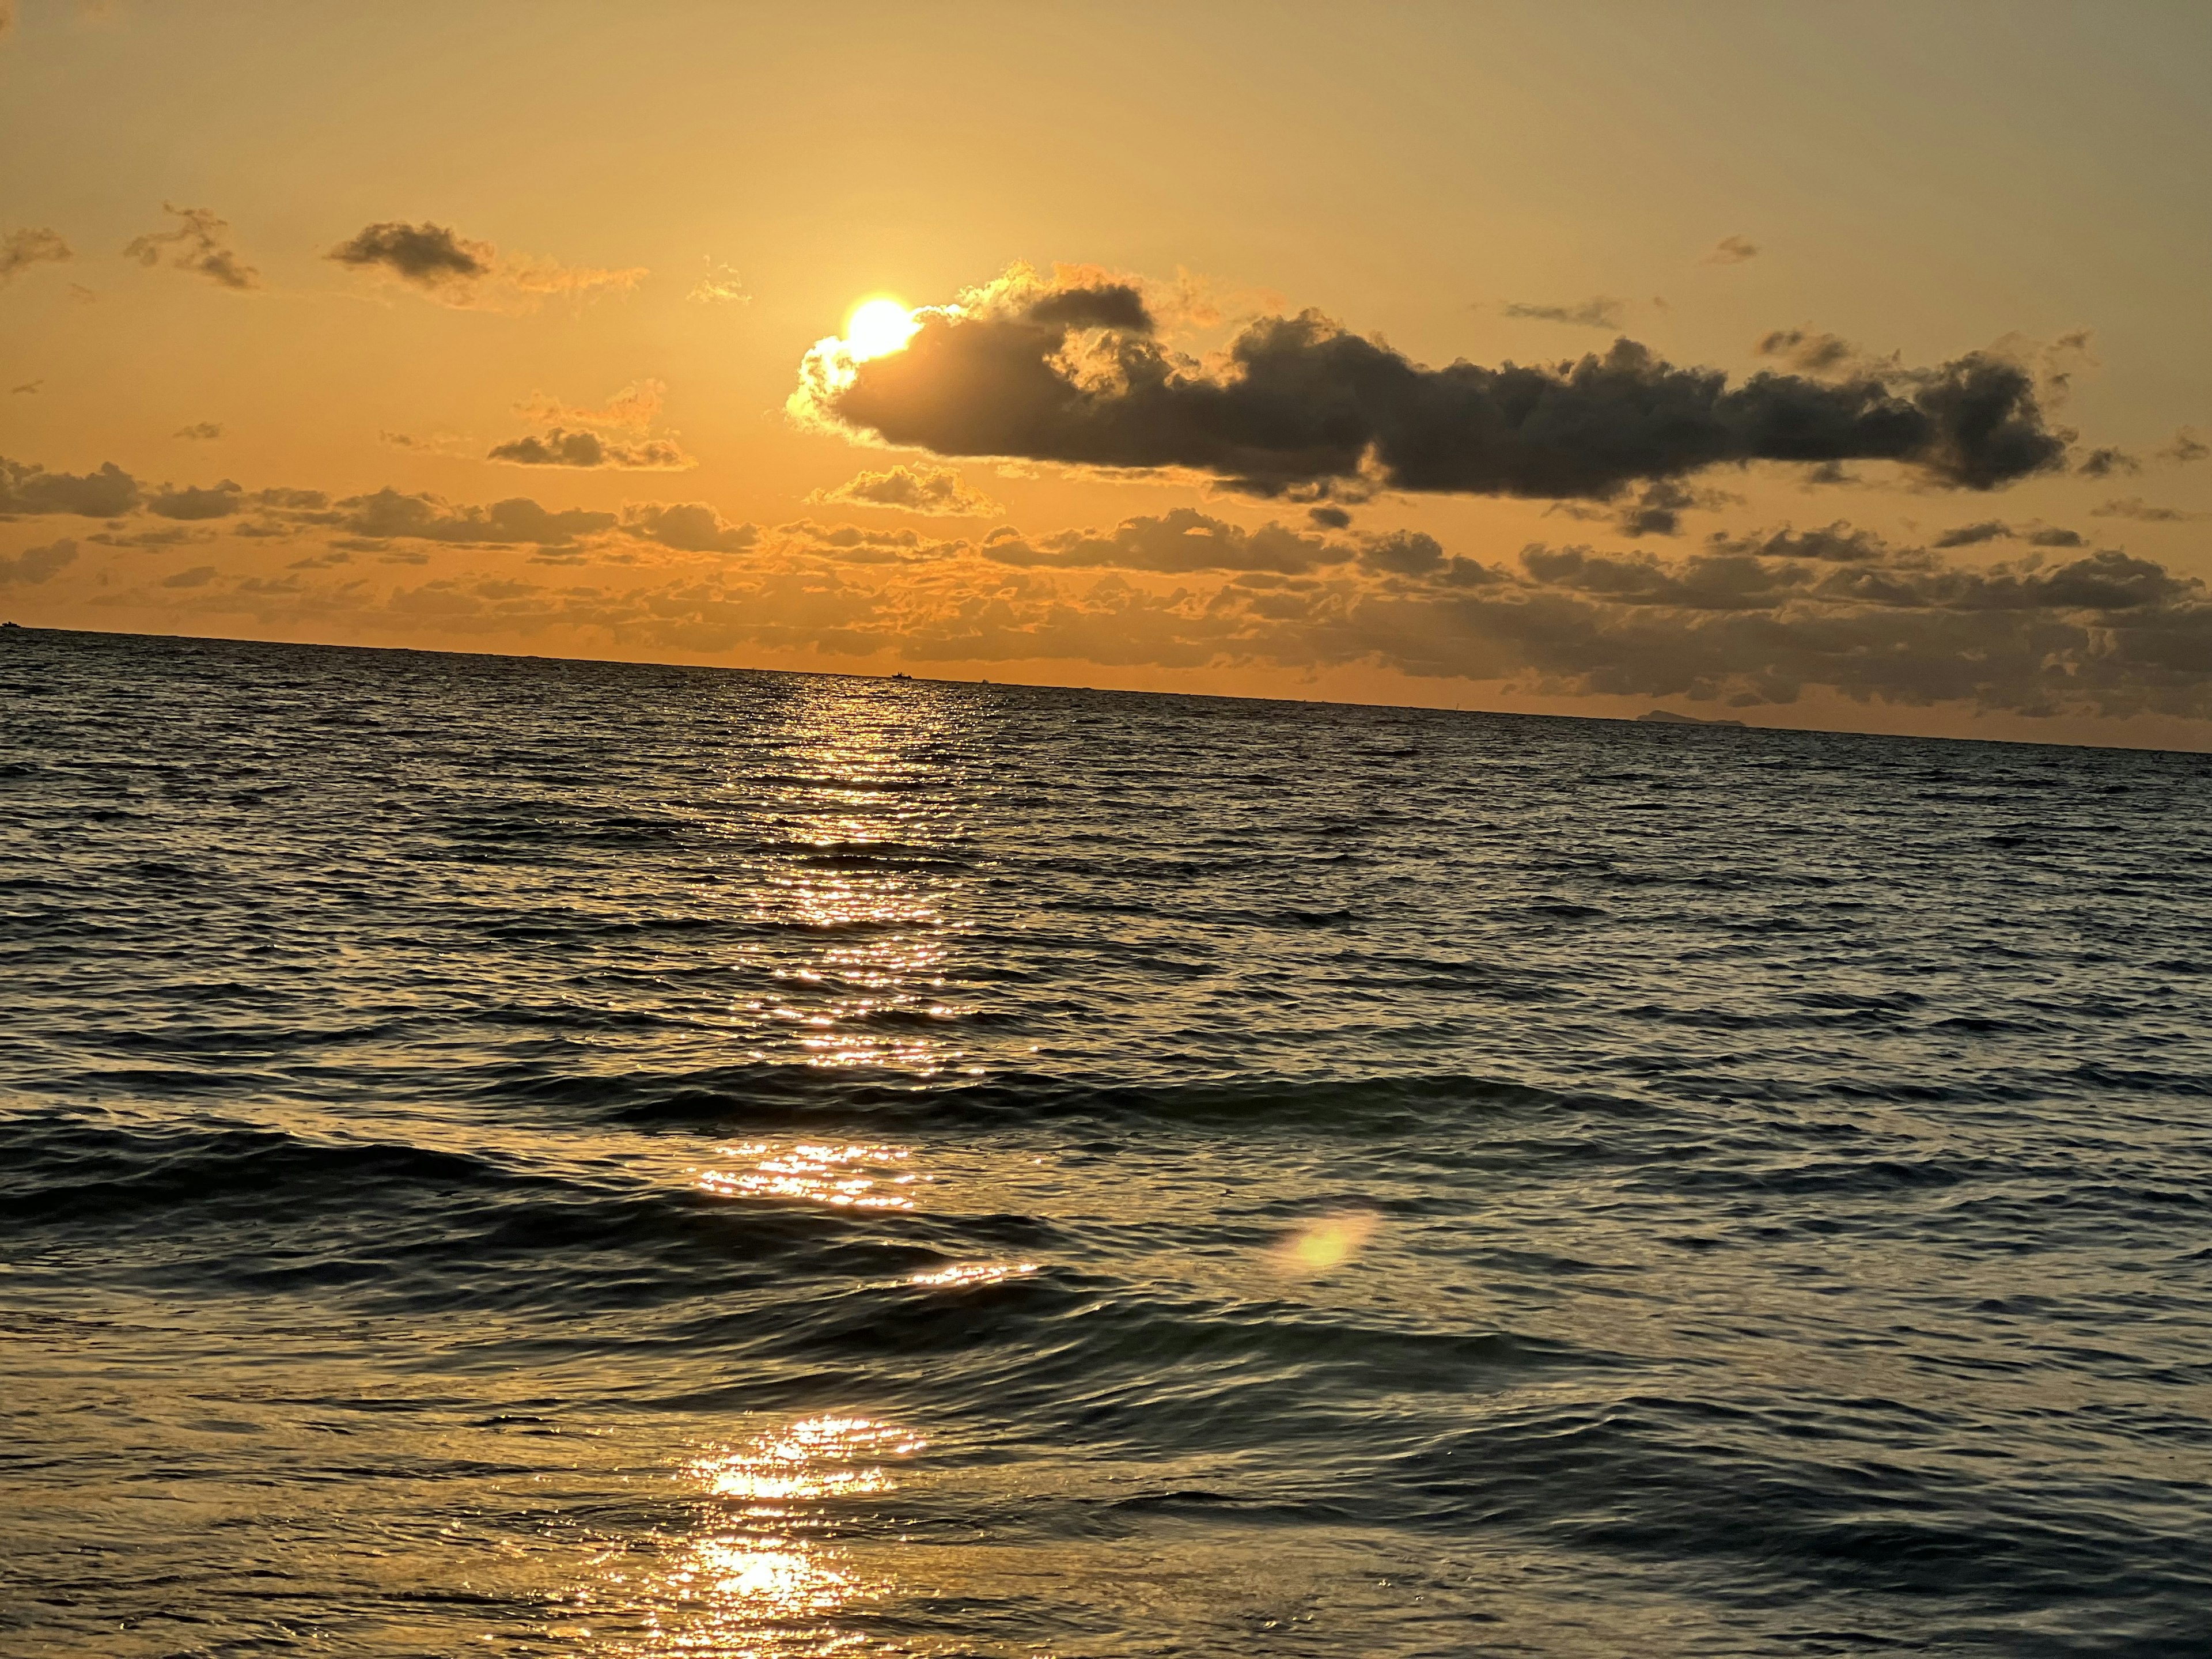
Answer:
327, 219, 645, 310
14, 447, 2212, 724
796, 267, 2070, 503
123, 204, 259, 290
0, 537, 75, 584
808, 464, 1002, 517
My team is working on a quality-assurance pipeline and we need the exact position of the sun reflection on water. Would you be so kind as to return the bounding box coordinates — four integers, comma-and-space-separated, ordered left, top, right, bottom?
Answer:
693, 1142, 919, 1210
610, 1416, 926, 1657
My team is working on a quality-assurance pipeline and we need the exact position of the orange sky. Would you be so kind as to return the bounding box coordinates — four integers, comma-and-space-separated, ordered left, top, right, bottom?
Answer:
4, 1, 2211, 748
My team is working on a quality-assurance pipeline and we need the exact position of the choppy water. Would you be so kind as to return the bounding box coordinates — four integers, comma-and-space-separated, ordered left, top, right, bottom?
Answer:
3, 628, 2209, 1658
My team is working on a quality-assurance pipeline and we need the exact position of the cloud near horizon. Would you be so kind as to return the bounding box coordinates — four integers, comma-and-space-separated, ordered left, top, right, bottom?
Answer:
13, 448, 2210, 722
793, 266, 2071, 504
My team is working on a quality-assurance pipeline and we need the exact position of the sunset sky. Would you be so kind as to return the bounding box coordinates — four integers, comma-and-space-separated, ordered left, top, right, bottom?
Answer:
5, 1, 2210, 745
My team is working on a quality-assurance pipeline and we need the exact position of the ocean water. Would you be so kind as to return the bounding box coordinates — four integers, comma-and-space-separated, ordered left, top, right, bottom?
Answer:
3, 627, 2209, 1658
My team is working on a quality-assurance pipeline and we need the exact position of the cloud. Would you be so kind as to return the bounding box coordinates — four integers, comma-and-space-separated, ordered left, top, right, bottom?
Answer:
1930, 520, 2085, 549
1, 226, 71, 286
490, 379, 692, 468
688, 260, 750, 304
795, 266, 2069, 503
327, 221, 489, 285
486, 429, 695, 469
145, 480, 243, 520
2163, 427, 2209, 464
1704, 236, 1760, 265
618, 501, 759, 553
327, 219, 645, 311
808, 464, 1003, 517
122, 204, 259, 290
0, 455, 141, 516
160, 565, 221, 589
334, 488, 619, 546
2077, 445, 2140, 478
173, 422, 224, 441
1308, 505, 1352, 529
10, 380, 39, 395
2090, 497, 2209, 523
979, 507, 1355, 574
88, 524, 215, 549
1501, 296, 1626, 329
1753, 328, 1887, 377
0, 537, 77, 584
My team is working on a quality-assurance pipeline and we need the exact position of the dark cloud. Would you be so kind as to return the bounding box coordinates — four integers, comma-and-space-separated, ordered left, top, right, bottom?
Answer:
1931, 520, 2085, 550
336, 488, 618, 546
122, 204, 259, 290
1028, 283, 1153, 331
173, 422, 224, 441
486, 429, 694, 469
2090, 497, 2209, 523
1502, 297, 1626, 329
1704, 236, 1760, 265
1308, 505, 1353, 529
808, 464, 1002, 516
88, 525, 214, 549
146, 480, 243, 520
0, 537, 76, 584
0, 226, 71, 286
2163, 427, 2209, 464
327, 221, 490, 285
1754, 328, 1869, 376
619, 501, 759, 553
979, 507, 1354, 574
2077, 445, 2140, 478
0, 456, 140, 517
160, 565, 221, 589
327, 220, 644, 310
801, 272, 2069, 502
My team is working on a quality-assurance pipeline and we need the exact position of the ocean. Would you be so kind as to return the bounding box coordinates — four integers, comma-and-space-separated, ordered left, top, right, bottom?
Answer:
3, 628, 2208, 1657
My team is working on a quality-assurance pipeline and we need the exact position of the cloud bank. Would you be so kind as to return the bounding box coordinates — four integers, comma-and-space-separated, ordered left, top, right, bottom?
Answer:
794, 267, 2070, 503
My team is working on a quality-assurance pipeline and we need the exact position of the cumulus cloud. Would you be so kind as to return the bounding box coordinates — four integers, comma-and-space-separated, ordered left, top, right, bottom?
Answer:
0, 455, 141, 516
1, 226, 71, 286
619, 501, 759, 553
794, 266, 2070, 504
145, 480, 244, 520
334, 488, 618, 546
1500, 296, 1626, 329
0, 537, 77, 584
490, 378, 692, 468
1704, 236, 1760, 265
327, 219, 645, 311
979, 507, 1355, 574
122, 204, 259, 290
1930, 520, 2084, 549
173, 422, 224, 441
487, 429, 694, 469
808, 464, 1003, 516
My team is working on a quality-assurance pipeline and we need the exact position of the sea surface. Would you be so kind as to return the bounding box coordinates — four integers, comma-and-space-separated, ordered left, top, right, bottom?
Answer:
3, 627, 2209, 1658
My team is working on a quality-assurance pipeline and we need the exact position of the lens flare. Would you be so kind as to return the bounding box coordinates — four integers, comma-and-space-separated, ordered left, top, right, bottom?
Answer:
1275, 1211, 1379, 1275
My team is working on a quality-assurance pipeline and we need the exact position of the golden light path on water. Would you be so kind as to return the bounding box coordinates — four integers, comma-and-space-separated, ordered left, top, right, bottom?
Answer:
585, 1416, 926, 1657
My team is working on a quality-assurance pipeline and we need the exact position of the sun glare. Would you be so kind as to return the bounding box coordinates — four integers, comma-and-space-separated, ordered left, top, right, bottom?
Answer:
844, 297, 918, 361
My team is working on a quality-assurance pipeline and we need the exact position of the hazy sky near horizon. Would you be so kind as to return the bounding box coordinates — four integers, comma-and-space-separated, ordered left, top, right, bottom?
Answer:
5, 0, 2211, 744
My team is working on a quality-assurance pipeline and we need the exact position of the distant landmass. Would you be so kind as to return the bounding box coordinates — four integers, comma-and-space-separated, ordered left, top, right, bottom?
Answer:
1639, 709, 1748, 728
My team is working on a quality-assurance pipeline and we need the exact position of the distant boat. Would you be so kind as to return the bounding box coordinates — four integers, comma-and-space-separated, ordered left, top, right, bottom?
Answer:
1638, 709, 1747, 729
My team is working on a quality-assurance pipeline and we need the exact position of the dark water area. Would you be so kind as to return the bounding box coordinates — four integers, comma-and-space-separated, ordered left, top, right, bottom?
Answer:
3, 627, 2209, 1657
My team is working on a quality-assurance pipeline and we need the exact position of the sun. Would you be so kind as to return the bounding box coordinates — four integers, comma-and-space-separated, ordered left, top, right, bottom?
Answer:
844, 297, 918, 361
